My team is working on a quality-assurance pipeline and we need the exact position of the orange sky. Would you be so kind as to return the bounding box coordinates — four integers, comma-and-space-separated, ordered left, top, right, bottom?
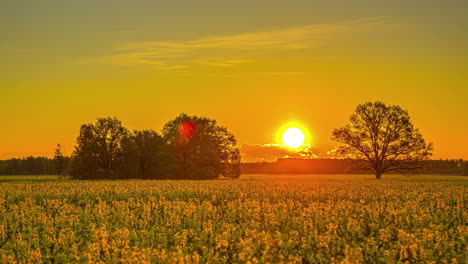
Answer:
1, 1, 467, 160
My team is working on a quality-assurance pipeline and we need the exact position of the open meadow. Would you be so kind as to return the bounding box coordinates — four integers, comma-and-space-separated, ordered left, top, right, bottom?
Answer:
0, 174, 466, 263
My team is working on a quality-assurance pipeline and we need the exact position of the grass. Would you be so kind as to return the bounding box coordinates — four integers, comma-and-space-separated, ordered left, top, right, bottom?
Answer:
0, 174, 466, 263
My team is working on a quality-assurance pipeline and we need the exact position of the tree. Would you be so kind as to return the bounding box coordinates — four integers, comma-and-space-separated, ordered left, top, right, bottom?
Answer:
70, 117, 129, 179
70, 124, 99, 179
120, 130, 174, 179
464, 161, 468, 176
162, 113, 241, 179
54, 143, 66, 178
331, 102, 433, 179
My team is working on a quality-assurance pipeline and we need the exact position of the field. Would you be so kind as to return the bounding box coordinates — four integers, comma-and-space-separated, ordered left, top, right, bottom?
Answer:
0, 175, 466, 263
0, 175, 60, 181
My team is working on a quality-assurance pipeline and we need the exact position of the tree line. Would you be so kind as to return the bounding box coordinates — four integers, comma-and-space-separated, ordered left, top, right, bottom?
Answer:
2, 156, 465, 176
68, 114, 241, 180
0, 156, 69, 175
241, 158, 466, 175
0, 114, 241, 180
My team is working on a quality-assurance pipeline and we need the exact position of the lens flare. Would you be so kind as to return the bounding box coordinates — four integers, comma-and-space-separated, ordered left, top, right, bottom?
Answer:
178, 121, 196, 138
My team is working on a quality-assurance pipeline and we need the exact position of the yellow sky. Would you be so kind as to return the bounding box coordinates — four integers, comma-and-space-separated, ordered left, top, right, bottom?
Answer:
1, 1, 467, 159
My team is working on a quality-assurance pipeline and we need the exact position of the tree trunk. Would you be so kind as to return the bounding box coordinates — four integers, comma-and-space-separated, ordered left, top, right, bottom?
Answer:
375, 171, 382, 179
141, 161, 146, 179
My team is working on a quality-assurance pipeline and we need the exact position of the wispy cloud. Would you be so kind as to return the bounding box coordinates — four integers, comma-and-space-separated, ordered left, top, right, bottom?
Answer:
240, 144, 321, 163
223, 71, 310, 78
200, 59, 249, 67
14, 49, 34, 53
87, 17, 392, 69
158, 65, 191, 70
104, 29, 143, 35
240, 144, 341, 163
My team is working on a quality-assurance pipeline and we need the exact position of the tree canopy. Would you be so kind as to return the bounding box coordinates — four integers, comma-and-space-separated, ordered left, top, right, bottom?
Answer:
70, 117, 129, 179
162, 113, 241, 179
69, 115, 241, 180
331, 101, 433, 179
120, 130, 174, 179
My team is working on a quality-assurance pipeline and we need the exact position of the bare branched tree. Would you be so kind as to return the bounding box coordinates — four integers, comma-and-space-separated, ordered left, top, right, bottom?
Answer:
331, 102, 433, 179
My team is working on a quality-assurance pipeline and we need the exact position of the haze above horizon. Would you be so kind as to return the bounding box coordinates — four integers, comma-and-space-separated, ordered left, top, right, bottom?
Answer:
1, 0, 467, 160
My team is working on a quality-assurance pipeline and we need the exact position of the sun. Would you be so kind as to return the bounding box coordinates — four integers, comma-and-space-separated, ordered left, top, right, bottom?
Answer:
282, 127, 305, 148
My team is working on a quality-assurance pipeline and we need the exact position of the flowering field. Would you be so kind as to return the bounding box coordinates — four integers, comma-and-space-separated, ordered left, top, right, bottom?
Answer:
0, 175, 466, 263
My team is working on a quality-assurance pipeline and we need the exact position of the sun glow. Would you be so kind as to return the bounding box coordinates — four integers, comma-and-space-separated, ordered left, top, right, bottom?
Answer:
282, 127, 305, 148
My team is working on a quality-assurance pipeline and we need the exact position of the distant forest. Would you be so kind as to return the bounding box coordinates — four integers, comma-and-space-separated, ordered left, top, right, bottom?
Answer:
242, 158, 467, 175
0, 156, 69, 176
1, 157, 466, 176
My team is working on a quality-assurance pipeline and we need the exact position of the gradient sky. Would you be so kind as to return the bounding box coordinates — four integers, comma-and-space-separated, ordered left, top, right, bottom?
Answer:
1, 0, 467, 160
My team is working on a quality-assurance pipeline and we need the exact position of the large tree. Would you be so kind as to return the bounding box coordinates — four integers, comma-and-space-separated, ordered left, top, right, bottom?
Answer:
162, 113, 241, 179
71, 117, 129, 179
331, 102, 433, 179
120, 130, 173, 179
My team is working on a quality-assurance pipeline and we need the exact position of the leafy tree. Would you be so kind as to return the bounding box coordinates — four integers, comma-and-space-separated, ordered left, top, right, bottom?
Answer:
120, 130, 174, 179
54, 143, 66, 178
70, 117, 129, 179
162, 113, 241, 179
331, 101, 433, 179
70, 124, 99, 179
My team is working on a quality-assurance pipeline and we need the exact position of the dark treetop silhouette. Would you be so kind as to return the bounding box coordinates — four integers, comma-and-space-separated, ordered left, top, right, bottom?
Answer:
69, 114, 241, 180
331, 101, 433, 179
162, 113, 241, 180
70, 117, 129, 179
119, 129, 173, 180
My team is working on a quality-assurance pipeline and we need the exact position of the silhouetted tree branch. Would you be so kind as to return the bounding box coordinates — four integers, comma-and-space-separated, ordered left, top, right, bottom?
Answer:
331, 102, 433, 179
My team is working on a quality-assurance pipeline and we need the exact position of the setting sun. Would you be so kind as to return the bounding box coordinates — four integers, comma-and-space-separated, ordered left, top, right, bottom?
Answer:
282, 127, 305, 148
1, 1, 467, 262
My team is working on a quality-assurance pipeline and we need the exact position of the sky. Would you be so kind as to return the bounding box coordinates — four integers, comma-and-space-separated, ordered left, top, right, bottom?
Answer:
1, 0, 467, 160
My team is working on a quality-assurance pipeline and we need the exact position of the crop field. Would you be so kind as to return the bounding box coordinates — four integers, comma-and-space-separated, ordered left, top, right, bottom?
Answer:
0, 175, 60, 181
0, 174, 466, 263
